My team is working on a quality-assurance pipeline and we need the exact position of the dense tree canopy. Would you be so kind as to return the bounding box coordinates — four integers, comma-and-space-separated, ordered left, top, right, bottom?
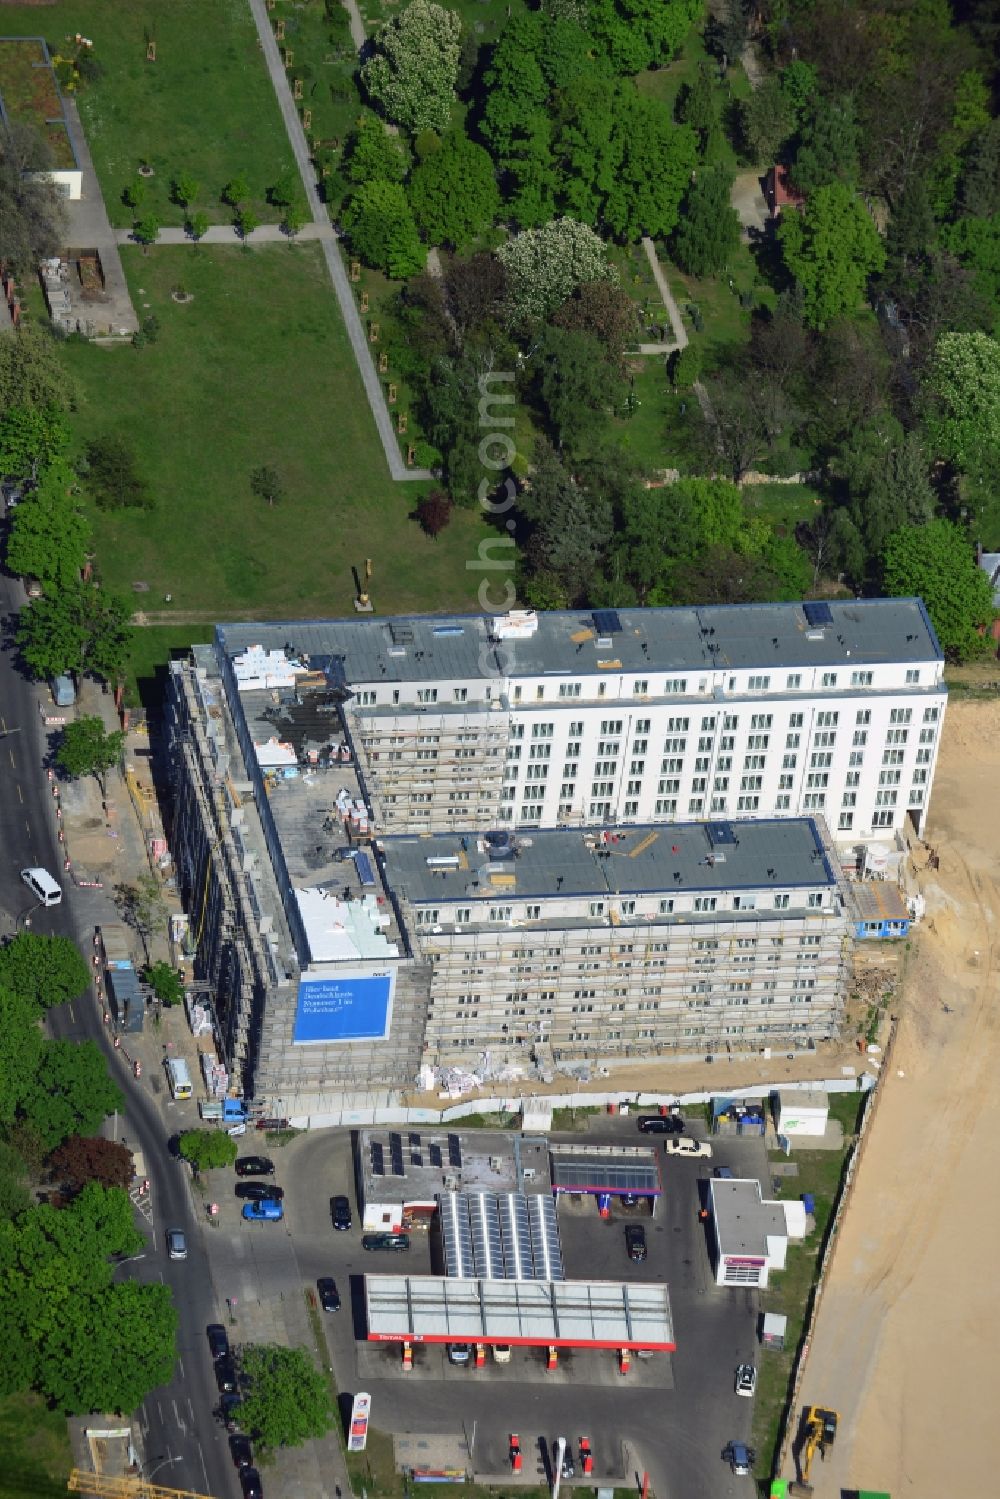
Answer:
20, 1039, 124, 1150
924, 330, 1000, 475
672, 167, 742, 277
57, 716, 126, 797
18, 580, 133, 685
0, 123, 67, 272
882, 519, 994, 662
0, 933, 90, 1016
238, 1345, 335, 1451
779, 183, 886, 328
408, 134, 499, 249
361, 0, 462, 134
178, 1130, 239, 1172
497, 219, 617, 323
342, 180, 425, 278
6, 458, 91, 591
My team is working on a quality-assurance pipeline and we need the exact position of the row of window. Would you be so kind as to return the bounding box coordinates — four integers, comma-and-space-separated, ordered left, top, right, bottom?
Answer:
356, 670, 934, 710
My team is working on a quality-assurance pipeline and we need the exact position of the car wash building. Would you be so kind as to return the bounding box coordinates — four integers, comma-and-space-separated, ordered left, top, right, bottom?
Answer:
709, 1177, 807, 1287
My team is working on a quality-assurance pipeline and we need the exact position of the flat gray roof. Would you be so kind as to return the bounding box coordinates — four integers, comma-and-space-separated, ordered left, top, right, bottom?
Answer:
378, 819, 835, 907
549, 1144, 661, 1196
364, 1274, 675, 1349
214, 598, 941, 686
359, 1128, 551, 1202
710, 1178, 788, 1257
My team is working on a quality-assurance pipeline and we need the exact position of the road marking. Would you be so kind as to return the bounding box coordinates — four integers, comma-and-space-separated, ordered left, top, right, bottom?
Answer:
24, 819, 31, 837
172, 1398, 186, 1434
16, 783, 22, 803
177, 1356, 185, 1381
8, 748, 15, 767
196, 1440, 210, 1494
68, 1003, 75, 1023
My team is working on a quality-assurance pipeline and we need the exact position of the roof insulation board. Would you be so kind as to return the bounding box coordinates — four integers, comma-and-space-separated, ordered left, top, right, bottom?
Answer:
364, 1275, 675, 1350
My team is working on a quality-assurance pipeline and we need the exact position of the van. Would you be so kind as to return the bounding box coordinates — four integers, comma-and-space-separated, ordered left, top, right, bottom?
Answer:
166, 1057, 193, 1101
20, 867, 62, 906
492, 1344, 512, 1364
50, 675, 76, 707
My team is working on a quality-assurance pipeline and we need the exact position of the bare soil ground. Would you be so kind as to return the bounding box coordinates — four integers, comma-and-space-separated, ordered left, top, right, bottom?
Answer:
794, 698, 1000, 1497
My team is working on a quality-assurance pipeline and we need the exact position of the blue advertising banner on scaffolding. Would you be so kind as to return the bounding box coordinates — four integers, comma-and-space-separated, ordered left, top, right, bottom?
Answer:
293, 970, 395, 1043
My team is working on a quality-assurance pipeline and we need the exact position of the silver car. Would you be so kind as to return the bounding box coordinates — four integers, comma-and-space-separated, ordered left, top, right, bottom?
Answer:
166, 1229, 188, 1260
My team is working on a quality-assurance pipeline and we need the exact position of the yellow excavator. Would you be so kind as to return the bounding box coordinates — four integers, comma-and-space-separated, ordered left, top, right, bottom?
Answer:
788, 1405, 839, 1497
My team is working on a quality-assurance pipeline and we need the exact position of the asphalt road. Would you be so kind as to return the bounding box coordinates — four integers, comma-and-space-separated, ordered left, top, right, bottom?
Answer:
0, 573, 237, 1499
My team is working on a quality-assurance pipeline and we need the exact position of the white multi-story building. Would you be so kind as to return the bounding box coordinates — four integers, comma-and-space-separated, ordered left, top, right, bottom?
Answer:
379, 818, 851, 1065
213, 598, 944, 846
163, 598, 941, 1114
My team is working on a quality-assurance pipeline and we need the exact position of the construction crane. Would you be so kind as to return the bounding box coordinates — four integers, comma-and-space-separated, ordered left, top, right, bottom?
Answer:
788, 1406, 839, 1497
67, 1469, 214, 1499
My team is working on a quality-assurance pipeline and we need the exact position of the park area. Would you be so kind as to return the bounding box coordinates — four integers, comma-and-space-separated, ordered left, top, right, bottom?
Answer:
61, 242, 491, 631
0, 0, 295, 225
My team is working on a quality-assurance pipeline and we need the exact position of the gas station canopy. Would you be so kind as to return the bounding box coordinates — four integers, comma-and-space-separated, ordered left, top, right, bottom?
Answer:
365, 1274, 675, 1350
548, 1143, 661, 1197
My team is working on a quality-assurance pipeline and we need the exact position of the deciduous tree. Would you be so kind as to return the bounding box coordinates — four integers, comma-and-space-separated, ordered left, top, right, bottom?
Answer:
57, 716, 126, 798
6, 459, 91, 591
18, 581, 133, 686
0, 405, 69, 482
48, 1136, 133, 1195
84, 435, 152, 511
882, 519, 994, 662
342, 180, 425, 278
552, 280, 637, 369
533, 327, 618, 453
415, 489, 452, 536
497, 218, 617, 323
20, 1040, 124, 1151
238, 1344, 335, 1451
145, 961, 183, 1008
178, 1130, 238, 1173
112, 876, 165, 965
778, 182, 885, 328
361, 0, 462, 134
0, 985, 44, 1126
0, 325, 77, 414
0, 933, 90, 1015
0, 123, 67, 271
171, 172, 200, 208
250, 465, 284, 508
924, 330, 1000, 475
409, 134, 499, 250
343, 116, 409, 186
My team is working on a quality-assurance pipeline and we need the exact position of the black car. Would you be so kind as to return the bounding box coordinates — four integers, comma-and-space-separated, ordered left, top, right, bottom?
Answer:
637, 1114, 684, 1134
219, 1392, 242, 1428
236, 1182, 285, 1202
240, 1467, 263, 1499
362, 1232, 410, 1251
206, 1323, 229, 1360
625, 1225, 647, 1262
229, 1433, 253, 1468
331, 1194, 352, 1231
317, 1277, 341, 1312
216, 1356, 238, 1394
235, 1156, 275, 1177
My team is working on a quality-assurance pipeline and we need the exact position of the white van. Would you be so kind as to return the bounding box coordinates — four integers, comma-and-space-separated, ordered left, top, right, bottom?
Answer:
166, 1057, 193, 1101
20, 867, 63, 906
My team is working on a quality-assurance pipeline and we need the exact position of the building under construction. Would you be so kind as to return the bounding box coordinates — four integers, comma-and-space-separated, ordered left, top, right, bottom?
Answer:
165, 633, 853, 1114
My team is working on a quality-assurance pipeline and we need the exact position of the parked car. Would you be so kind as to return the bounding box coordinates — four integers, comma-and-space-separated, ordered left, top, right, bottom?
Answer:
166, 1229, 187, 1260
492, 1344, 512, 1364
236, 1183, 285, 1202
240, 1467, 264, 1499
447, 1343, 471, 1365
331, 1194, 352, 1231
219, 1392, 242, 1428
637, 1114, 683, 1134
625, 1224, 647, 1262
235, 1156, 275, 1177
735, 1363, 757, 1398
206, 1324, 229, 1361
362, 1231, 410, 1251
317, 1277, 341, 1313
723, 1441, 755, 1476
665, 1137, 712, 1159
229, 1433, 253, 1468
216, 1356, 238, 1395
242, 1199, 283, 1222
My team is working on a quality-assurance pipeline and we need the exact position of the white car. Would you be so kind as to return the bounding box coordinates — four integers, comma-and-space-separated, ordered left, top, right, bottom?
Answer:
665, 1136, 712, 1158
735, 1363, 757, 1398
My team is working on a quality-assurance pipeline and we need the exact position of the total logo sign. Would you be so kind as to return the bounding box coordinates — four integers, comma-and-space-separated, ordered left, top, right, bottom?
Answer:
348, 1392, 372, 1452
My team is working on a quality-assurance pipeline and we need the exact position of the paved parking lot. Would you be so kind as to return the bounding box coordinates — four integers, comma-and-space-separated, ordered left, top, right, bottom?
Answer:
200, 1123, 771, 1499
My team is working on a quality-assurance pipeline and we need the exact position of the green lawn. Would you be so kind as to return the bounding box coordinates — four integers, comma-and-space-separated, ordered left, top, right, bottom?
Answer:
0, 1392, 72, 1499
271, 0, 362, 166
744, 482, 823, 535
61, 243, 492, 633
0, 0, 297, 226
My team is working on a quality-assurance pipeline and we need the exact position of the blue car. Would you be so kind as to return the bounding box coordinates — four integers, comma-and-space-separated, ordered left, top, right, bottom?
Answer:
242, 1199, 284, 1222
